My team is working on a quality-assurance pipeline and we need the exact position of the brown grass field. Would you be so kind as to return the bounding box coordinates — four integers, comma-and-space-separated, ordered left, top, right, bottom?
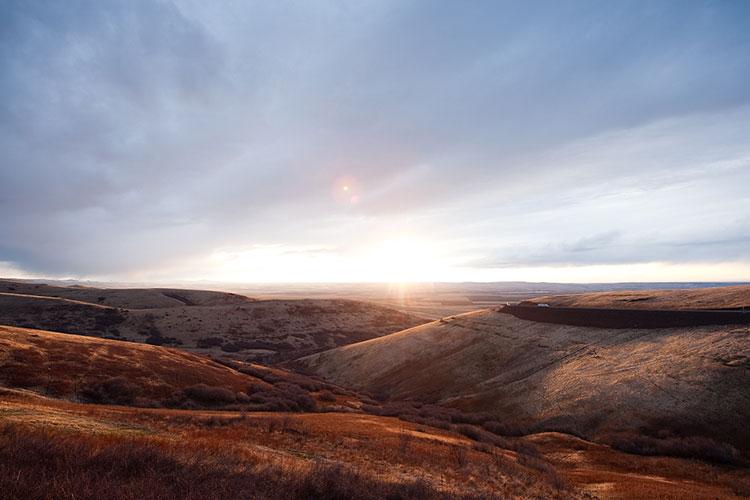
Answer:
0, 280, 428, 362
2, 384, 748, 499
298, 288, 750, 459
2, 285, 749, 498
527, 285, 750, 310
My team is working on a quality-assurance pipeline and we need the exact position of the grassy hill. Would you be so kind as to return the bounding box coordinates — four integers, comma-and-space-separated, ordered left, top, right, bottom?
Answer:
0, 281, 428, 362
0, 324, 587, 499
527, 285, 750, 310
1, 325, 746, 498
0, 279, 255, 308
297, 292, 750, 457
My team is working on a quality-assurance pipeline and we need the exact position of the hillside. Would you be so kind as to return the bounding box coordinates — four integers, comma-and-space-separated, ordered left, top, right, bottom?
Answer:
0, 324, 376, 412
0, 281, 428, 362
0, 325, 265, 402
528, 285, 750, 310
0, 280, 254, 309
0, 325, 584, 499
1, 325, 746, 498
297, 307, 750, 455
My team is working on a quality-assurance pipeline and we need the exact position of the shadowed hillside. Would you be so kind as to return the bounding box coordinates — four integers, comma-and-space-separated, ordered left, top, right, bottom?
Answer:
0, 281, 428, 362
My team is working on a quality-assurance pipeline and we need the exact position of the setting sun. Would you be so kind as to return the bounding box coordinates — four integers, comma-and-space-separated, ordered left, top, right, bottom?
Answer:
364, 238, 442, 283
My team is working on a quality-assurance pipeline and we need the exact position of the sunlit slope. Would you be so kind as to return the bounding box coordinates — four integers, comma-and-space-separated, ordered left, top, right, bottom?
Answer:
0, 325, 264, 400
298, 309, 750, 450
528, 285, 750, 310
1, 326, 743, 499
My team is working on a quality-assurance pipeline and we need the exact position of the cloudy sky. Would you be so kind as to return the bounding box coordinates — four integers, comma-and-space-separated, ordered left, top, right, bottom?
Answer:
1, 0, 749, 283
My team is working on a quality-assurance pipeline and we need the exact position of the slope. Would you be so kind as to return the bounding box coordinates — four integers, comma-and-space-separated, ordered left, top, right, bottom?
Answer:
527, 285, 750, 310
297, 307, 750, 454
0, 283, 428, 362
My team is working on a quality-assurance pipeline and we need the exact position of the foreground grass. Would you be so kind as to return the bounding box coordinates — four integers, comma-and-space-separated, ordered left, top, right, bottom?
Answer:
0, 423, 481, 500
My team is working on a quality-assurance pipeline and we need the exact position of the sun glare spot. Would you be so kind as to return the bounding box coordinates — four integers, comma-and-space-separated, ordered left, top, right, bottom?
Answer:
333, 176, 359, 204
365, 237, 442, 283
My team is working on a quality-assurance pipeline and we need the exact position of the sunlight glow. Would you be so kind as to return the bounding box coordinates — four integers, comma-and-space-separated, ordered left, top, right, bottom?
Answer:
177, 242, 750, 285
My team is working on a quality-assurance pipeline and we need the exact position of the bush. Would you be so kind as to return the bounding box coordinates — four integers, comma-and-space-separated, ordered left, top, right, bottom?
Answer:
145, 334, 182, 346
607, 433, 740, 465
182, 384, 237, 406
482, 420, 530, 437
239, 365, 283, 384
244, 383, 318, 412
196, 337, 225, 348
79, 377, 142, 405
318, 390, 336, 402
455, 424, 509, 447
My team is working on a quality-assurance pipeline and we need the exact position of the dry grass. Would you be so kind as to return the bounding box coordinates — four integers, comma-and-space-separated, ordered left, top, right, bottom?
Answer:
0, 423, 463, 500
298, 309, 750, 454
0, 280, 428, 362
528, 285, 750, 310
0, 392, 583, 499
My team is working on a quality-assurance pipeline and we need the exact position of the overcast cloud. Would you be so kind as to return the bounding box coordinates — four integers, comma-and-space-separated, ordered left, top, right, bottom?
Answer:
1, 0, 749, 281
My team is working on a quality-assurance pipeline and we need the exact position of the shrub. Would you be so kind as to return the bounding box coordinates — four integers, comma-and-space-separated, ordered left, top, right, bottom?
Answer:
239, 365, 283, 384
455, 424, 509, 447
196, 337, 225, 348
607, 433, 740, 465
473, 442, 493, 454
482, 420, 530, 437
182, 384, 237, 406
318, 390, 336, 402
79, 377, 142, 405
244, 383, 318, 412
145, 334, 182, 346
517, 454, 567, 489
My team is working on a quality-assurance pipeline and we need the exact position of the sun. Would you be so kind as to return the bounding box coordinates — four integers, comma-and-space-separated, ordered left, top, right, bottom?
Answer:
364, 237, 442, 283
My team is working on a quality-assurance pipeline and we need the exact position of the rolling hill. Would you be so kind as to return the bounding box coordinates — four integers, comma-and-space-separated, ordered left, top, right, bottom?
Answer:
297, 287, 750, 455
0, 279, 255, 308
2, 324, 746, 498
527, 285, 750, 310
0, 324, 587, 499
0, 325, 266, 402
0, 281, 428, 362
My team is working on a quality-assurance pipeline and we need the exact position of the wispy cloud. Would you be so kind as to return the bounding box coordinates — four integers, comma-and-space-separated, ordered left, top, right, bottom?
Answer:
1, 1, 749, 280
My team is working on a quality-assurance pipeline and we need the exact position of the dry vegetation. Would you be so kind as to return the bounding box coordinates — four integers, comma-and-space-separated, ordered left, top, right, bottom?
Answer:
0, 280, 428, 362
527, 285, 750, 310
298, 289, 750, 459
0, 326, 369, 414
0, 326, 585, 499
2, 284, 749, 498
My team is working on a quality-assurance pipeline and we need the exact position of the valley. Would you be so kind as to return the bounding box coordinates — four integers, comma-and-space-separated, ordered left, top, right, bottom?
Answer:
1, 280, 749, 498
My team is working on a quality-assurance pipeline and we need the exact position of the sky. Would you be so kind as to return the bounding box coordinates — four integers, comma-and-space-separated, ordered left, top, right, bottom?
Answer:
1, 0, 749, 283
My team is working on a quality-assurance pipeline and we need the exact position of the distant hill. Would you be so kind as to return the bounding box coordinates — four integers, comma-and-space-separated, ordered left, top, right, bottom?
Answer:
0, 280, 255, 309
527, 285, 750, 310
0, 281, 428, 362
297, 288, 750, 454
